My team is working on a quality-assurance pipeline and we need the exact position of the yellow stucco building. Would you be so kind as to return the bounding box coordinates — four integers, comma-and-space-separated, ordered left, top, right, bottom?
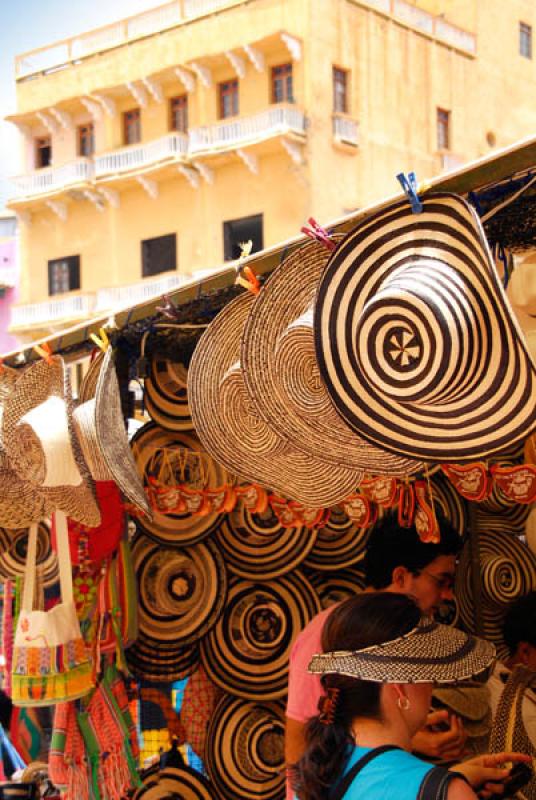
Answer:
5, 0, 536, 340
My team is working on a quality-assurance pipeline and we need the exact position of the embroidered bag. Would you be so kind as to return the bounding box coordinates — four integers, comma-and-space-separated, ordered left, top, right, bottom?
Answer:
12, 512, 94, 707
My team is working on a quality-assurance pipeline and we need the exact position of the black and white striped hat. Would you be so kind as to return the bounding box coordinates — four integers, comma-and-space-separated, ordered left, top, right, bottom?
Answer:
314, 193, 536, 462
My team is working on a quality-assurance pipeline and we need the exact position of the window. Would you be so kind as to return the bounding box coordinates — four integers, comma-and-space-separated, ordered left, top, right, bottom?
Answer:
141, 234, 177, 277
123, 108, 141, 145
48, 256, 80, 296
219, 80, 239, 119
35, 137, 52, 169
520, 22, 532, 58
170, 95, 188, 133
223, 214, 263, 261
333, 67, 349, 114
437, 108, 450, 150
78, 123, 94, 157
271, 63, 293, 103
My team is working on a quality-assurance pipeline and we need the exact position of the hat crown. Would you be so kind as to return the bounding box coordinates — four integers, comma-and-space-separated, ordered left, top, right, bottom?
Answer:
20, 396, 82, 488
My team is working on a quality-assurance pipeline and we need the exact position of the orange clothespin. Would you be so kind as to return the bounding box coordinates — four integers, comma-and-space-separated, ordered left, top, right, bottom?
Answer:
235, 240, 260, 295
34, 342, 54, 364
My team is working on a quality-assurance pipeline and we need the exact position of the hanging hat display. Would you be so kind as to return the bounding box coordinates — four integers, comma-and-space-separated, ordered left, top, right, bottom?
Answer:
78, 351, 104, 403
455, 529, 536, 659
214, 500, 318, 580
241, 238, 424, 477
314, 193, 536, 462
189, 292, 361, 508
205, 694, 285, 800
201, 570, 320, 700
180, 663, 223, 760
429, 472, 467, 536
0, 523, 58, 588
144, 355, 193, 432
131, 531, 227, 647
304, 565, 366, 609
126, 634, 200, 683
2, 357, 100, 527
132, 766, 213, 800
303, 504, 374, 572
131, 422, 228, 545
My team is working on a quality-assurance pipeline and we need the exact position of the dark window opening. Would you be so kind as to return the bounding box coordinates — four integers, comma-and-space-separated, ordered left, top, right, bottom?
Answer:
35, 137, 52, 169
271, 63, 293, 103
520, 22, 532, 58
170, 95, 188, 133
219, 80, 239, 119
142, 234, 177, 277
333, 67, 349, 114
78, 123, 95, 157
223, 214, 263, 261
48, 256, 80, 296
123, 108, 141, 145
437, 107, 450, 150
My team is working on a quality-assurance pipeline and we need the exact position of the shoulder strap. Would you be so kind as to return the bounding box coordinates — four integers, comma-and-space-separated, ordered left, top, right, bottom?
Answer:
329, 745, 401, 800
417, 766, 469, 800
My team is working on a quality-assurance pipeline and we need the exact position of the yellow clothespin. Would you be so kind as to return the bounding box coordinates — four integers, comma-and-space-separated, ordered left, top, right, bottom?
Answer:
34, 342, 53, 364
89, 327, 110, 352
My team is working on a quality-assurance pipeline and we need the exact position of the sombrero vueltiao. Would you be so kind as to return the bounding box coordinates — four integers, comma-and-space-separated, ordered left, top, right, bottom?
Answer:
303, 504, 374, 572
314, 193, 536, 462
201, 570, 320, 700
455, 529, 536, 660
205, 694, 285, 800
144, 355, 193, 432
214, 501, 318, 580
241, 238, 423, 477
429, 472, 467, 537
309, 616, 495, 683
131, 423, 228, 545
2, 356, 100, 526
304, 565, 366, 609
132, 766, 213, 800
189, 292, 361, 508
0, 523, 58, 588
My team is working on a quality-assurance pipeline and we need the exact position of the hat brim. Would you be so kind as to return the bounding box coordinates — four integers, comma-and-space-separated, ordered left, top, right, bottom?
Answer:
308, 617, 495, 684
144, 356, 193, 432
315, 193, 536, 461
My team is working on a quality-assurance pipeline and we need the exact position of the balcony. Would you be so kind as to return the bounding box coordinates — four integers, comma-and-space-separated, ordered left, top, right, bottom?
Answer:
9, 291, 96, 332
440, 152, 465, 172
189, 105, 306, 156
94, 132, 189, 180
9, 159, 93, 203
332, 115, 359, 147
95, 271, 188, 311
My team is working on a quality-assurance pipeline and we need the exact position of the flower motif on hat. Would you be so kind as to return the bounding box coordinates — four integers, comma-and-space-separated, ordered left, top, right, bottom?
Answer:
386, 326, 422, 369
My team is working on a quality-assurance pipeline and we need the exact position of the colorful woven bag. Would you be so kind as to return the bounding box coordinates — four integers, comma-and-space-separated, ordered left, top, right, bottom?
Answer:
12, 512, 94, 706
98, 538, 138, 665
48, 701, 89, 800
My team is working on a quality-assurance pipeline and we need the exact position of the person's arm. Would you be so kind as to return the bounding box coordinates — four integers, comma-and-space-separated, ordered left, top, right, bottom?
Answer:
449, 752, 532, 798
446, 778, 478, 799
285, 716, 307, 768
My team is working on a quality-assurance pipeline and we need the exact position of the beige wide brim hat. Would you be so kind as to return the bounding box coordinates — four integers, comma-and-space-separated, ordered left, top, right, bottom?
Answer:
189, 291, 363, 508
241, 238, 424, 478
309, 616, 495, 684
2, 356, 100, 527
75, 347, 150, 517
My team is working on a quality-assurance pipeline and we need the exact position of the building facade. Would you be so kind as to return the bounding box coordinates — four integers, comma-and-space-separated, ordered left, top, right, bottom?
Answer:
5, 0, 536, 340
0, 213, 20, 351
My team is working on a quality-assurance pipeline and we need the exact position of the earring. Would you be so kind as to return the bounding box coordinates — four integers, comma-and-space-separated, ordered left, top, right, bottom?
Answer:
397, 695, 410, 711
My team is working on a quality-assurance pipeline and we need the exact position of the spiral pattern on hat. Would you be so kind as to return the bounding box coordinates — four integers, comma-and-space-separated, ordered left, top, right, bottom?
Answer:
304, 505, 375, 571
315, 194, 536, 461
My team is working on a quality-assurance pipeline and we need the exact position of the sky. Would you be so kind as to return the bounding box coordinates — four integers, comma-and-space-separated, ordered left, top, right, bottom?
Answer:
0, 0, 165, 211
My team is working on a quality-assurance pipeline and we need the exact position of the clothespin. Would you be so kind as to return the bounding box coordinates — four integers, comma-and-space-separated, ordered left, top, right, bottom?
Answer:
89, 327, 109, 352
0, 358, 4, 374
301, 218, 337, 251
396, 171, 423, 214
156, 294, 180, 320
235, 240, 260, 295
33, 342, 54, 364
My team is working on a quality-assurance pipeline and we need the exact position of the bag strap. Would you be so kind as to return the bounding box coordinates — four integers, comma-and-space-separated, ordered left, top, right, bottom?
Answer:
329, 745, 401, 800
21, 525, 38, 613
417, 766, 469, 800
54, 511, 74, 606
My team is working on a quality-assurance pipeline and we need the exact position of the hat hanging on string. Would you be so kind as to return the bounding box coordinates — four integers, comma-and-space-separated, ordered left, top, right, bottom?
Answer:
314, 192, 536, 462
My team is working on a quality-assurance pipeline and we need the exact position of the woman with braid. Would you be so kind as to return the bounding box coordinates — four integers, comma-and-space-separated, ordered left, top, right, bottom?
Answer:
290, 593, 530, 800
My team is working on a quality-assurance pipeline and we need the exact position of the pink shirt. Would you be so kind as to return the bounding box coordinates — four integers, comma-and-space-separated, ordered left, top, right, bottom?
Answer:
286, 604, 336, 723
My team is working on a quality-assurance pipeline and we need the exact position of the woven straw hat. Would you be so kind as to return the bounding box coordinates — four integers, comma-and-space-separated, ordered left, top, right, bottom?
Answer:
132, 531, 227, 647
78, 351, 104, 403
315, 193, 536, 462
201, 570, 320, 700
189, 292, 362, 508
0, 523, 58, 587
241, 239, 423, 477
455, 529, 536, 660
303, 505, 375, 572
132, 766, 213, 800
305, 565, 366, 609
309, 616, 495, 683
131, 422, 228, 545
144, 355, 193, 432
2, 356, 100, 526
126, 634, 200, 683
214, 500, 318, 580
205, 694, 285, 800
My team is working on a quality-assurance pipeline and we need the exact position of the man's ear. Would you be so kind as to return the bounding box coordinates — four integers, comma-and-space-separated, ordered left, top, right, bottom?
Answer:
391, 565, 411, 590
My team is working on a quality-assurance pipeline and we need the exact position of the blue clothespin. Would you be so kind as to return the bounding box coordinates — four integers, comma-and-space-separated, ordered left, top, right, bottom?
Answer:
396, 171, 423, 214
